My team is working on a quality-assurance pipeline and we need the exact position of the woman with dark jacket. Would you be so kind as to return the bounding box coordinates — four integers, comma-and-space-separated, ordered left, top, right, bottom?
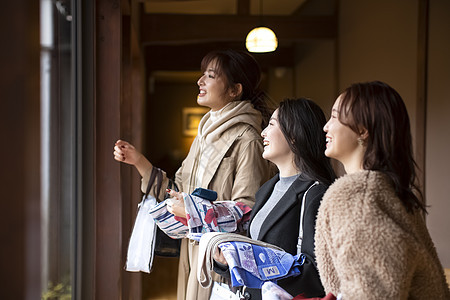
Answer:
214, 98, 336, 300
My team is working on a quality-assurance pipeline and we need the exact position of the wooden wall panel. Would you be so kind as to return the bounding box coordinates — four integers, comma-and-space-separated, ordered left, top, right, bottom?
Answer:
92, 1, 145, 299
95, 0, 122, 298
120, 13, 144, 300
0, 1, 41, 299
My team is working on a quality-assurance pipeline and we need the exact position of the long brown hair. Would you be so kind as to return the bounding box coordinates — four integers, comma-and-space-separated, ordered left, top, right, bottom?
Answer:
338, 81, 426, 213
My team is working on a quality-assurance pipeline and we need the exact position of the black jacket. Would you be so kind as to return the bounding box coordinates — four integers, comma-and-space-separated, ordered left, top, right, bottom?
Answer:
244, 174, 327, 300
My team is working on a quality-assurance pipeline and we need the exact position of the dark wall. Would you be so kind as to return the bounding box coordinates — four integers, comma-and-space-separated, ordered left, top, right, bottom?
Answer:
0, 2, 41, 299
145, 76, 201, 178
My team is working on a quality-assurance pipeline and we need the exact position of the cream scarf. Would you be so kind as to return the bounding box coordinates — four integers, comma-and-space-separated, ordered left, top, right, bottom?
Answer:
193, 101, 262, 188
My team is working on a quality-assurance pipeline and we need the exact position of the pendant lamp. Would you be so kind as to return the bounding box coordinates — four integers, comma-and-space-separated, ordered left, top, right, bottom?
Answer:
245, 0, 278, 53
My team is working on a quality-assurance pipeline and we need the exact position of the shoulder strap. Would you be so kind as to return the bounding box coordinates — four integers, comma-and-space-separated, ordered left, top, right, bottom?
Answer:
297, 181, 319, 255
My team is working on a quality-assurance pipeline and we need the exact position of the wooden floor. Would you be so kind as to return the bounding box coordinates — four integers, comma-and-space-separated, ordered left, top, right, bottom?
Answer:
143, 256, 179, 300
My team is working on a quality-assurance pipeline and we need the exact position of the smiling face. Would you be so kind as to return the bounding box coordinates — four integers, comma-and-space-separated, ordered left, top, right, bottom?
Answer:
196, 60, 234, 111
261, 109, 295, 169
323, 95, 362, 172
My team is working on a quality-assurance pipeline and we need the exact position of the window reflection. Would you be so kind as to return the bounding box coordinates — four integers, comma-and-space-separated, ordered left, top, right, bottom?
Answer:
40, 0, 75, 298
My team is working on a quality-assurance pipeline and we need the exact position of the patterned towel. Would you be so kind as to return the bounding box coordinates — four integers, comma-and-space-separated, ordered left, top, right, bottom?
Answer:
184, 188, 252, 234
148, 200, 188, 239
149, 188, 252, 239
218, 241, 305, 288
197, 232, 285, 288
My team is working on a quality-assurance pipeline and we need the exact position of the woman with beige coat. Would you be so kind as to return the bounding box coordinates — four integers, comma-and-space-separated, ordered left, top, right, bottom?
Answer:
113, 49, 273, 300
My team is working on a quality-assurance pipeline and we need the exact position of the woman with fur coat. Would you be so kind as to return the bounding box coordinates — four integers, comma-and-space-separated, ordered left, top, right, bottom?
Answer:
315, 81, 450, 299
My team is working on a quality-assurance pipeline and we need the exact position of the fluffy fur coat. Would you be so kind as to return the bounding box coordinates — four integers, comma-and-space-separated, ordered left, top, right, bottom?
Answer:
315, 170, 450, 299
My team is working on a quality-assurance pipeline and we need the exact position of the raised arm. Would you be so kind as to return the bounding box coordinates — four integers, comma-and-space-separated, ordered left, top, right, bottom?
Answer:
113, 139, 153, 177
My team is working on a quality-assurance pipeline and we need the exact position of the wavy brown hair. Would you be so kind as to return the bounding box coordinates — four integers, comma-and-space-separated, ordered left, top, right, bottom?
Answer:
338, 81, 426, 213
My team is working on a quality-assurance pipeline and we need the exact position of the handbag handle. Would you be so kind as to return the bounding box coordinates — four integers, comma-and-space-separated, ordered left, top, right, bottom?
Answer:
145, 167, 179, 200
297, 181, 319, 255
145, 167, 162, 197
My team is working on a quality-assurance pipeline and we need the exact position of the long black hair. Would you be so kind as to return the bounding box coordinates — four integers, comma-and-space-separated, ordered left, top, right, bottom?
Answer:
338, 81, 426, 213
278, 98, 336, 185
200, 49, 273, 127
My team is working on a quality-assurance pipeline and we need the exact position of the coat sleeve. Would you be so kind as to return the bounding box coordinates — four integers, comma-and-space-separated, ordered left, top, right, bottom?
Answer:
229, 136, 272, 208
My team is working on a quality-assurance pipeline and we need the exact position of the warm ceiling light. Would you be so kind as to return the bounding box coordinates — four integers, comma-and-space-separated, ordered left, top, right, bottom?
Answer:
245, 0, 277, 53
246, 26, 278, 53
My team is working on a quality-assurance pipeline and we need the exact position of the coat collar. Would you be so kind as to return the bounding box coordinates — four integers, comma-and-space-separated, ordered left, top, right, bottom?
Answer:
251, 174, 316, 240
198, 124, 252, 186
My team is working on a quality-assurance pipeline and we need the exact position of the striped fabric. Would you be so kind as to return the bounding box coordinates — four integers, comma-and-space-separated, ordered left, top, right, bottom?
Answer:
184, 191, 252, 234
149, 200, 188, 239
149, 188, 252, 239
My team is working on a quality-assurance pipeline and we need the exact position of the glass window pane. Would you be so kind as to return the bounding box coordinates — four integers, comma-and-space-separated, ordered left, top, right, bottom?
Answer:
40, 0, 75, 299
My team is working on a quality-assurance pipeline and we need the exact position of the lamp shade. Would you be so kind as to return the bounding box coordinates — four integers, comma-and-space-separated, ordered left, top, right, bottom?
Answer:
245, 26, 278, 53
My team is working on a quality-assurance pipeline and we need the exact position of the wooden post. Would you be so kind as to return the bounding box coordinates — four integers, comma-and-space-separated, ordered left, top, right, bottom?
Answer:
95, 0, 123, 298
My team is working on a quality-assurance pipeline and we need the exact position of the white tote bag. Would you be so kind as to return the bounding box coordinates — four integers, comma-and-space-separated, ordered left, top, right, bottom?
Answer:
125, 194, 158, 273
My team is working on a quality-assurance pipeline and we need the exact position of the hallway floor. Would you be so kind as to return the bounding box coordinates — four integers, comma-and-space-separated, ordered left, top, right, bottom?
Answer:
143, 256, 178, 300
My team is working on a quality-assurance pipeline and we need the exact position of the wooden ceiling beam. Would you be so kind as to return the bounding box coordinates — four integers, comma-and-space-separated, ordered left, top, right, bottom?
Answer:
140, 14, 337, 46
237, 0, 251, 15
144, 43, 296, 71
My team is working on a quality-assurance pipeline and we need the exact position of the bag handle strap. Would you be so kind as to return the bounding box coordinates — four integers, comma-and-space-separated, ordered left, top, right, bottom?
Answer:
297, 181, 319, 255
145, 167, 162, 198
145, 167, 179, 199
